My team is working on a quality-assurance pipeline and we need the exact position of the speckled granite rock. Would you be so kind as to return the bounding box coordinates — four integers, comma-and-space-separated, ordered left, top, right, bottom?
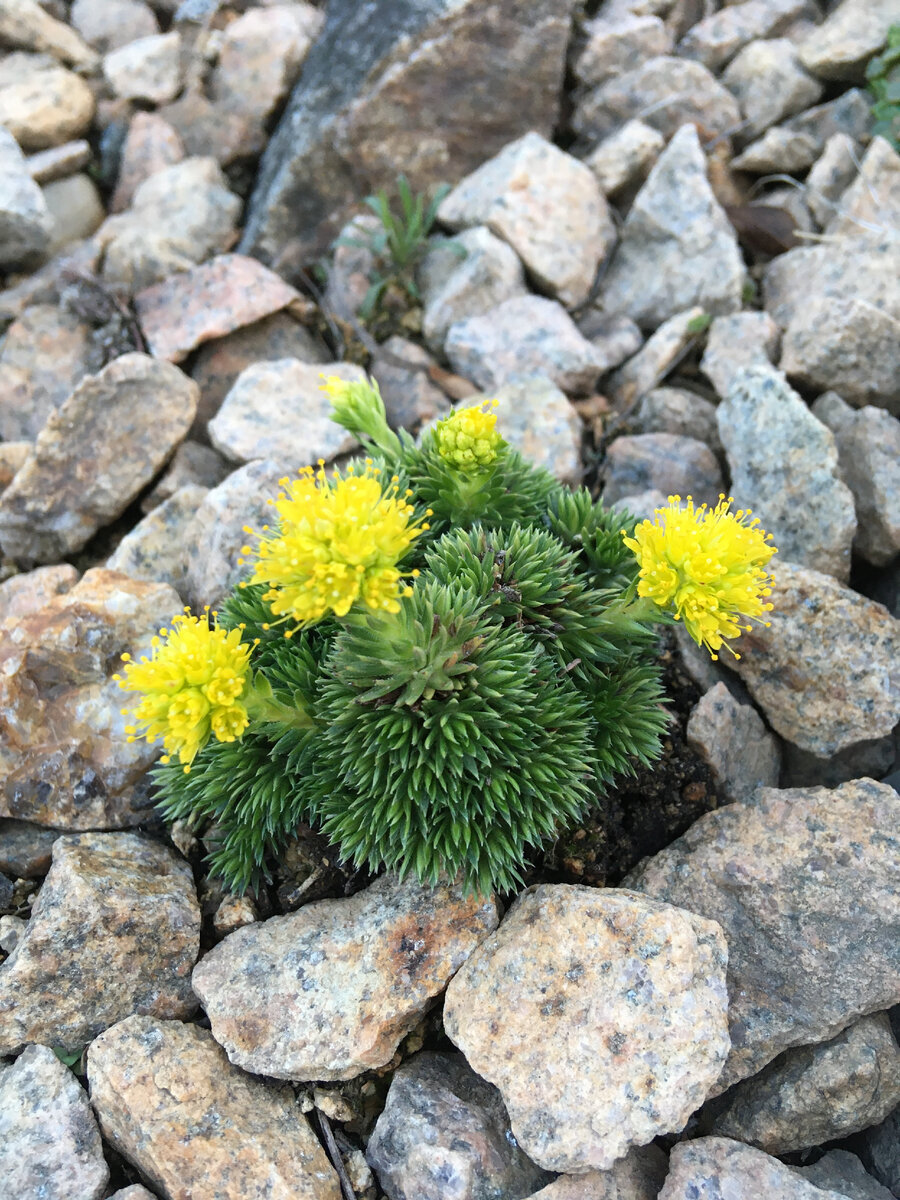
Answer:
0, 303, 92, 441
721, 39, 822, 140
731, 127, 819, 174
712, 1012, 900, 1153
193, 874, 498, 1081
627, 779, 900, 1092
632, 388, 720, 450
0, 1043, 109, 1200
444, 885, 730, 1174
522, 1146, 668, 1200
799, 0, 897, 81
0, 569, 182, 829
659, 1138, 849, 1200
701, 313, 779, 400
479, 377, 582, 485
677, 0, 807, 72
687, 683, 780, 803
111, 111, 184, 213
797, 1150, 896, 1200
602, 434, 723, 508
805, 132, 860, 228
607, 308, 706, 406
140, 441, 229, 512
103, 31, 182, 104
366, 1052, 555, 1200
730, 561, 900, 756
0, 818, 59, 878
0, 354, 198, 563
584, 120, 664, 201
0, 0, 99, 69
88, 1016, 340, 1200
0, 52, 95, 150
370, 336, 450, 431
0, 832, 199, 1054
0, 125, 52, 268
71, 0, 158, 54
824, 136, 899, 241
574, 12, 671, 88
0, 562, 78, 621
106, 484, 208, 596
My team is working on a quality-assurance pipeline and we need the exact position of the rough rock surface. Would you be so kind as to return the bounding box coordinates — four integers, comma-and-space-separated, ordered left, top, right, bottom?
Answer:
241, 0, 576, 264
71, 0, 158, 53
209, 359, 363, 465
437, 131, 614, 307
659, 1137, 849, 1200
366, 1051, 554, 1200
575, 12, 672, 88
584, 120, 664, 201
0, 303, 92, 441
522, 1146, 668, 1200
632, 388, 720, 451
722, 39, 823, 140
0, 354, 198, 563
687, 683, 780, 803
0, 569, 182, 829
712, 1012, 900, 1154
88, 1016, 340, 1200
481, 377, 583, 485
858, 1105, 900, 1196
0, 0, 99, 69
0, 125, 52, 268
602, 433, 723, 507
0, 1043, 109, 1200
0, 832, 199, 1054
0, 818, 59, 878
607, 308, 706, 407
627, 779, 900, 1092
370, 336, 450, 431
0, 562, 78, 621
824, 136, 899, 241
805, 132, 861, 227
731, 561, 900, 756
443, 884, 730, 1173
102, 31, 181, 104
797, 1150, 896, 1200
110, 111, 184, 213
0, 52, 95, 150
141, 441, 228, 511
799, 0, 897, 81
717, 366, 856, 580
601, 126, 744, 330
677, 0, 808, 72
701, 312, 779, 399
193, 874, 498, 1081
105, 484, 208, 596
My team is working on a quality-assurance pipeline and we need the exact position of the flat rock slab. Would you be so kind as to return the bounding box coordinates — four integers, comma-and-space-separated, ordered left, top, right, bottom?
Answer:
0, 569, 182, 829
444, 884, 730, 1174
0, 1043, 109, 1200
0, 832, 199, 1055
731, 561, 900, 757
626, 780, 900, 1092
0, 353, 198, 563
88, 1016, 341, 1200
193, 873, 498, 1081
660, 1137, 850, 1200
135, 253, 299, 363
607, 308, 705, 407
366, 1051, 555, 1200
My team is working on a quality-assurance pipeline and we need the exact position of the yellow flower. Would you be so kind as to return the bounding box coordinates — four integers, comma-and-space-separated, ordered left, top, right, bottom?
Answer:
623, 495, 776, 660
435, 400, 503, 471
245, 461, 429, 630
115, 611, 253, 771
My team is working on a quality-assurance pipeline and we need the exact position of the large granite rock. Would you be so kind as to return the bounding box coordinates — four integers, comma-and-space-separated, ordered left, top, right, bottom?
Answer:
659, 1138, 850, 1200
857, 1105, 900, 1196
481, 377, 583, 485
193, 874, 498, 1081
88, 1016, 341, 1200
240, 0, 576, 265
627, 780, 900, 1092
443, 885, 730, 1173
0, 832, 199, 1054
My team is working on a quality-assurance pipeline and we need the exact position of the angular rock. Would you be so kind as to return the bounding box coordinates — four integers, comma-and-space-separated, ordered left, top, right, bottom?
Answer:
601, 126, 744, 330
0, 303, 92, 441
857, 1108, 900, 1197
110, 111, 184, 213
799, 0, 897, 81
140, 440, 229, 512
731, 127, 819, 174
366, 1052, 554, 1200
370, 336, 450, 431
523, 1146, 668, 1200
322, 212, 379, 323
107, 1189, 158, 1200
573, 57, 742, 143
0, 354, 197, 562
193, 873, 498, 1081
103, 31, 182, 104
806, 132, 860, 227
88, 1016, 340, 1200
0, 440, 30, 491
71, 0, 159, 53
0, 832, 199, 1054
825, 136, 899, 240
0, 818, 59, 878
575, 12, 672, 88
610, 488, 669, 525
687, 683, 780, 803
420, 225, 527, 353
578, 312, 643, 373
0, 0, 99, 70
677, 0, 809, 72
603, 434, 723, 508
701, 312, 779, 399
438, 131, 614, 308
208, 359, 362, 465
659, 1138, 849, 1200
476, 376, 583, 485
0, 562, 78, 622
607, 307, 706, 406
785, 88, 874, 153
0, 52, 95, 150
584, 120, 664, 201
135, 253, 299, 363
445, 295, 604, 395
712, 1012, 900, 1154
0, 569, 182, 828
106, 484, 208, 595
717, 366, 856, 580
722, 39, 823, 140
797, 1150, 896, 1200
241, 0, 576, 264
633, 387, 720, 449
0, 1043, 109, 1200
0, 125, 52, 268
627, 779, 900, 1090
444, 885, 730, 1174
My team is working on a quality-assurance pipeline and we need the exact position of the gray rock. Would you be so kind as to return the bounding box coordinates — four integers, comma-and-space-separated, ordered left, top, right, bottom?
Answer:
573, 56, 742, 143
438, 131, 615, 308
607, 307, 707, 407
370, 336, 450, 431
797, 1150, 896, 1200
575, 12, 672, 88
858, 1110, 900, 1198
677, 0, 809, 72
806, 132, 861, 228
799, 0, 898, 81
106, 484, 208, 596
522, 1146, 668, 1200
722, 39, 823, 141
444, 885, 730, 1173
627, 779, 900, 1091
366, 1052, 554, 1200
785, 88, 874, 153
41, 173, 104, 258
240, 0, 576, 265
577, 311, 643, 373
824, 136, 899, 241
0, 124, 52, 268
0, 303, 92, 441
601, 125, 744, 330
633, 387, 720, 450
584, 119, 664, 201
673, 625, 753, 707
712, 1012, 900, 1154
0, 832, 200, 1055
208, 359, 362, 465
446, 295, 604, 395
659, 1138, 850, 1200
602, 433, 723, 508
701, 312, 779, 400
419, 225, 527, 354
610, 488, 669, 525
687, 682, 780, 803
0, 354, 198, 563
478, 377, 583, 485
0, 818, 59, 878
0, 1043, 109, 1200
717, 366, 856, 580
107, 1188, 159, 1200
71, 0, 159, 53
192, 874, 498, 1082
731, 127, 819, 174
140, 440, 229, 512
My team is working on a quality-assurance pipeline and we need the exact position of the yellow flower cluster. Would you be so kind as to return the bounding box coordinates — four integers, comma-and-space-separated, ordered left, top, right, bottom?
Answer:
623, 495, 776, 659
435, 400, 503, 471
244, 461, 429, 629
115, 612, 253, 771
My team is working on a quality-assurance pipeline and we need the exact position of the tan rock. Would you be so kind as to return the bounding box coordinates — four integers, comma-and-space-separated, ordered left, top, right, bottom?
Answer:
805, 132, 860, 228
660, 1138, 849, 1200
687, 683, 780, 802
103, 32, 182, 105
110, 111, 184, 213
444, 885, 730, 1174
575, 12, 672, 88
0, 52, 95, 150
480, 377, 582, 486
0, 569, 182, 828
193, 873, 499, 1081
677, 0, 808, 72
25, 138, 92, 184
721, 39, 823, 140
0, 832, 199, 1054
0, 354, 198, 562
701, 312, 779, 399
0, 440, 31, 491
0, 303, 93, 441
106, 484, 208, 596
0, 562, 78, 621
71, 0, 158, 53
825, 136, 899, 240
585, 119, 664, 201
523, 1145, 668, 1199
607, 307, 707, 406
41, 173, 105, 257
799, 0, 897, 81
0, 0, 99, 71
